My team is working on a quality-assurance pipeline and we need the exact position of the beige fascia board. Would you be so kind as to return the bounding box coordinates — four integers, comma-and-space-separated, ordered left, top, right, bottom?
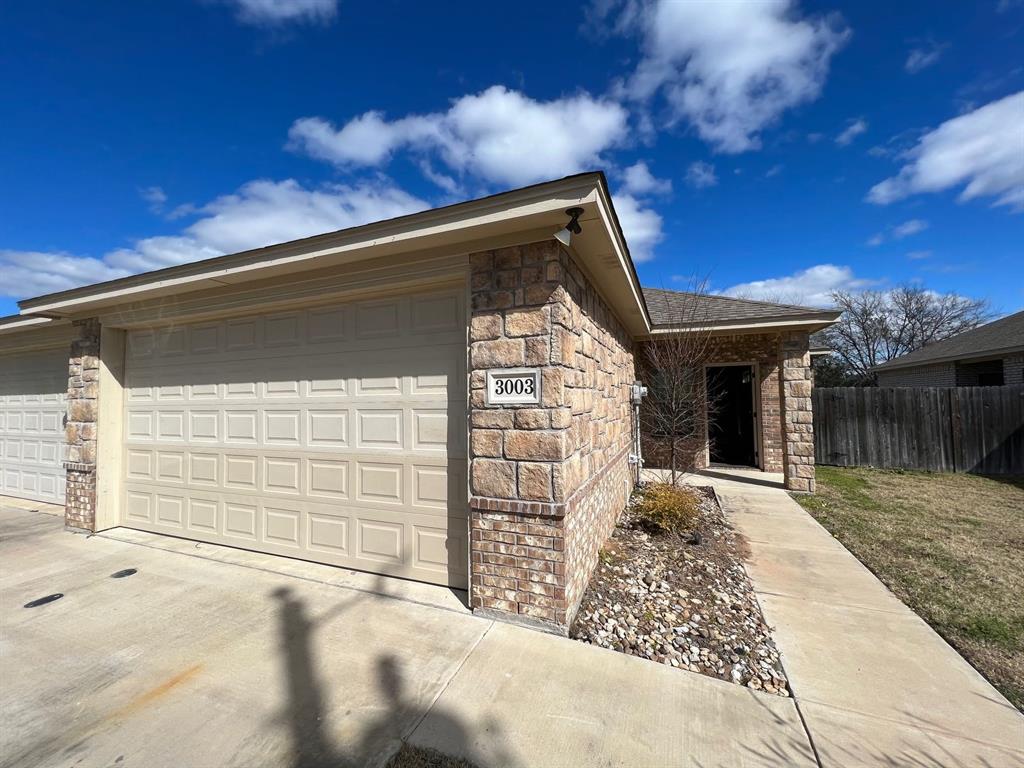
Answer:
871, 343, 1024, 373
19, 176, 603, 318
0, 317, 73, 352
591, 183, 651, 336
0, 315, 63, 334
643, 314, 840, 339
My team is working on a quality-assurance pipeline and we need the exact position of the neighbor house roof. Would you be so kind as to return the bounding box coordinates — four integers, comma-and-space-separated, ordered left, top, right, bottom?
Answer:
873, 309, 1024, 372
642, 288, 840, 335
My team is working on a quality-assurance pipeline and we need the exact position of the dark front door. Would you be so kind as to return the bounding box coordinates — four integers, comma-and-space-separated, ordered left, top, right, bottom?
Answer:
706, 365, 757, 467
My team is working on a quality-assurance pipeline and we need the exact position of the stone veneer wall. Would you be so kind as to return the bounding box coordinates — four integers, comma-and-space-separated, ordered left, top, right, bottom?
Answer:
779, 331, 814, 493
65, 318, 100, 531
468, 240, 635, 630
640, 332, 784, 473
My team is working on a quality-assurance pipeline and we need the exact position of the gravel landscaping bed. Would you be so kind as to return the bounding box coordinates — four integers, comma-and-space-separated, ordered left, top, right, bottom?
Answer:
570, 484, 791, 696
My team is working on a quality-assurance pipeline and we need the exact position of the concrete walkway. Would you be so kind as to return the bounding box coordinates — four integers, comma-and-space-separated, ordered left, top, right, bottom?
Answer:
1, 500, 814, 768
676, 468, 1024, 768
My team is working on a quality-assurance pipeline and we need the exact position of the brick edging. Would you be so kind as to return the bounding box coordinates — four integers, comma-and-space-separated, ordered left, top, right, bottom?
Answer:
470, 443, 633, 519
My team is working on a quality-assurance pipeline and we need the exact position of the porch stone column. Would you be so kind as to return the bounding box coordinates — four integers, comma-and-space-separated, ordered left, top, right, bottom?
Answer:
65, 318, 101, 531
779, 331, 815, 493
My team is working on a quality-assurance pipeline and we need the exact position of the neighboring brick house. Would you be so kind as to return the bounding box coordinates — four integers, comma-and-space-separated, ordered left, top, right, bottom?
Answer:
639, 290, 840, 493
0, 172, 838, 634
873, 310, 1024, 387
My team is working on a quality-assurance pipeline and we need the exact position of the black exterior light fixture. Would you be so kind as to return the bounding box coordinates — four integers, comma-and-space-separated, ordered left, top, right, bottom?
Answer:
553, 207, 585, 247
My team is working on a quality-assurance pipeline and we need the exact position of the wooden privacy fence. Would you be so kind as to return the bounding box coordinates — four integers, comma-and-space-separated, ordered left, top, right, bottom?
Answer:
813, 386, 1024, 474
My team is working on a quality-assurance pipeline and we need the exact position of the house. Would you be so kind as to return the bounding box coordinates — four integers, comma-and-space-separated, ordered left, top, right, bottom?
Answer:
873, 310, 1024, 387
640, 290, 839, 480
0, 173, 836, 633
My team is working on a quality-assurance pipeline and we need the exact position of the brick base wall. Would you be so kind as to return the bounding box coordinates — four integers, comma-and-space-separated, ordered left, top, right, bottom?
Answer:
564, 447, 631, 617
1006, 354, 1024, 386
876, 362, 956, 387
64, 462, 97, 531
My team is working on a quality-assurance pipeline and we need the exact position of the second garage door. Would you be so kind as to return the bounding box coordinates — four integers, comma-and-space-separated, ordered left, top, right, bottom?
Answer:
0, 347, 67, 505
120, 288, 468, 587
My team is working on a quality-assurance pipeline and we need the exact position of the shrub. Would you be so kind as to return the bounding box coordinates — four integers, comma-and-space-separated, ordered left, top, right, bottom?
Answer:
632, 483, 701, 535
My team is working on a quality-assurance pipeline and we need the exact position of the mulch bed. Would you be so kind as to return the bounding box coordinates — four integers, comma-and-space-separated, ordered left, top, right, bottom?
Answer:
569, 485, 791, 696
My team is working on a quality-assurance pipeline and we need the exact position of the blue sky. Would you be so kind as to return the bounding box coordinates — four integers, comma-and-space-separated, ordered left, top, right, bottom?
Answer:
1, 0, 1022, 317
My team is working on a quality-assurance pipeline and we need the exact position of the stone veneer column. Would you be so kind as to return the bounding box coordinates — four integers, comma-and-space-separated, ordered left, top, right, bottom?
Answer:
64, 318, 101, 531
468, 240, 634, 632
779, 331, 815, 493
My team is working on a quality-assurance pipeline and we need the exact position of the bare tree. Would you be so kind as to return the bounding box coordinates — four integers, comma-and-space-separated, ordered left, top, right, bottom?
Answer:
640, 280, 718, 485
823, 285, 991, 383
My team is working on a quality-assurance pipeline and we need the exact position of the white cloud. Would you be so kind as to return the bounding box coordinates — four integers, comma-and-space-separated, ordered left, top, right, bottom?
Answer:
892, 218, 929, 238
288, 86, 629, 187
610, 0, 848, 153
612, 194, 663, 262
721, 264, 873, 307
867, 218, 929, 246
835, 117, 868, 146
0, 250, 129, 299
867, 91, 1024, 211
226, 0, 338, 26
140, 186, 167, 214
186, 178, 425, 254
905, 41, 947, 74
906, 250, 932, 260
766, 164, 784, 178
0, 179, 427, 300
621, 161, 672, 195
685, 161, 718, 189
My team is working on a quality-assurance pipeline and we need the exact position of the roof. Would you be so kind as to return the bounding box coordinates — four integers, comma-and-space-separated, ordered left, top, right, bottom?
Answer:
873, 310, 1024, 372
16, 172, 652, 337
642, 287, 840, 333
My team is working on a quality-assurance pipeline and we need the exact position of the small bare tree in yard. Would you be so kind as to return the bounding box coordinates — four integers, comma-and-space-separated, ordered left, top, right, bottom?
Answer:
825, 286, 992, 383
641, 281, 717, 485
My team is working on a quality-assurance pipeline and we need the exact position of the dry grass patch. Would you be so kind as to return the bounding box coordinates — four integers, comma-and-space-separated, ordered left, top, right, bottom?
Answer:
796, 467, 1024, 710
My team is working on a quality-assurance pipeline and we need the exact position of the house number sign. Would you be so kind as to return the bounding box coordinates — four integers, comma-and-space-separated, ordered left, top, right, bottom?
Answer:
485, 368, 542, 405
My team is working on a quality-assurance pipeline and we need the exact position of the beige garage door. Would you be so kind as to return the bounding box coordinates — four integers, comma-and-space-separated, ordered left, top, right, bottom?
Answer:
121, 288, 468, 587
0, 348, 67, 504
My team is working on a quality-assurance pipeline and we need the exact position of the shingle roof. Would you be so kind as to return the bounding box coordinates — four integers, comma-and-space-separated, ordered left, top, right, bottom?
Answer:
642, 287, 838, 329
873, 309, 1024, 371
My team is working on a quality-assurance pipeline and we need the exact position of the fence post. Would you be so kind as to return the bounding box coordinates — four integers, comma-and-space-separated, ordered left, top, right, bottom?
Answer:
948, 388, 961, 473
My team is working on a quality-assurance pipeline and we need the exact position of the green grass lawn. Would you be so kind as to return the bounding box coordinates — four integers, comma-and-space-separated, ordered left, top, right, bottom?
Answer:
795, 466, 1024, 711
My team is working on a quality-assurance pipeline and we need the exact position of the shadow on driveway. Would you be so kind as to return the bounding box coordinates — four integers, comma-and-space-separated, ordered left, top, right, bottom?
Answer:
270, 583, 515, 768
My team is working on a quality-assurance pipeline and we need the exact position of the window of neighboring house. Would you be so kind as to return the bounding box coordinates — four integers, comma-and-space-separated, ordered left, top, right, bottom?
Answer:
955, 358, 1004, 386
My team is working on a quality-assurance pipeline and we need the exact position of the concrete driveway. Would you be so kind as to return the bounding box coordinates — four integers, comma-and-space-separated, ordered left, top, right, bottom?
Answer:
0, 501, 815, 768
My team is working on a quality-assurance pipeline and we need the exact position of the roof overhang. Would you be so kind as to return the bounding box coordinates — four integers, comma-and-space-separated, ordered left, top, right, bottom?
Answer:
872, 343, 1024, 372
0, 314, 61, 335
17, 173, 652, 337
643, 311, 841, 339
0, 315, 72, 352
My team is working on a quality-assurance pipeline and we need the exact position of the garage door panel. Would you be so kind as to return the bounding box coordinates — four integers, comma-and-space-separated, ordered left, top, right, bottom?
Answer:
122, 288, 468, 587
0, 347, 68, 504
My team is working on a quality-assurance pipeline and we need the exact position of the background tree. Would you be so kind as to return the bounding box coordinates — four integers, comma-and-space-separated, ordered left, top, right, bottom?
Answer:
640, 280, 718, 485
822, 285, 991, 384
